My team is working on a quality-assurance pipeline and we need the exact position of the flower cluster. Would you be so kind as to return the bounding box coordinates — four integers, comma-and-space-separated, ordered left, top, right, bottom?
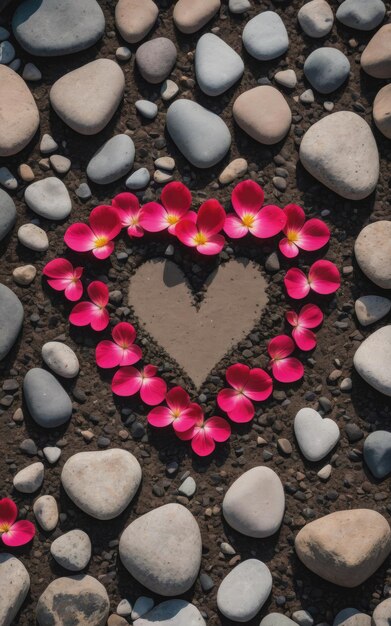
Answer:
0, 498, 35, 547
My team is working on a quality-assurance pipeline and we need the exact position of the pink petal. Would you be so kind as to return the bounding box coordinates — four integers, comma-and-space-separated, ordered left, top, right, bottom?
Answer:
112, 192, 140, 215
251, 205, 287, 238
173, 404, 202, 433
175, 219, 198, 247
227, 393, 255, 423
191, 429, 216, 456
285, 310, 299, 327
292, 326, 317, 351
88, 281, 109, 307
268, 335, 295, 359
196, 234, 225, 256
140, 375, 167, 406
298, 303, 323, 329
0, 498, 17, 526
297, 218, 330, 252
1, 520, 35, 547
46, 278, 72, 292
92, 241, 115, 260
42, 258, 74, 279
120, 345, 142, 366
64, 223, 95, 252
69, 302, 97, 327
217, 388, 242, 413
197, 199, 226, 236
204, 416, 231, 442
112, 366, 142, 396
64, 279, 83, 302
166, 386, 190, 413
127, 224, 144, 238
89, 306, 110, 332
308, 260, 341, 295
96, 340, 123, 368
143, 364, 158, 377
147, 405, 174, 428
284, 268, 310, 299
231, 180, 265, 218
161, 181, 192, 214
89, 205, 122, 240
226, 363, 250, 391
112, 322, 136, 346
272, 356, 304, 383
245, 368, 273, 401
175, 425, 197, 441
223, 214, 249, 239
282, 203, 306, 235
139, 202, 169, 232
279, 237, 299, 259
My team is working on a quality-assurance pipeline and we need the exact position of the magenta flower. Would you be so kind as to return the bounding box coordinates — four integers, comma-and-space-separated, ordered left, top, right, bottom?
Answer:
95, 322, 142, 368
112, 192, 144, 238
177, 414, 231, 456
279, 204, 330, 259
223, 180, 286, 239
176, 199, 226, 255
140, 182, 192, 235
111, 364, 167, 405
268, 335, 304, 383
284, 260, 341, 300
0, 498, 35, 547
42, 258, 83, 301
69, 281, 110, 331
64, 205, 122, 260
147, 386, 202, 433
217, 363, 273, 423
286, 304, 324, 351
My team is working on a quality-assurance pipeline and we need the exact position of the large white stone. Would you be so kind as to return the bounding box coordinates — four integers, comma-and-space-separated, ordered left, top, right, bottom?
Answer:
355, 295, 391, 327
353, 326, 391, 397
136, 600, 205, 626
195, 33, 244, 96
24, 177, 72, 221
0, 554, 30, 626
41, 341, 79, 378
217, 559, 272, 622
243, 11, 289, 60
354, 221, 391, 289
0, 65, 39, 157
294, 408, 340, 462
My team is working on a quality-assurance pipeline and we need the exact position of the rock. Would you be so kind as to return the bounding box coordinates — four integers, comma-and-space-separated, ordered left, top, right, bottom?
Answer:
295, 509, 391, 587
355, 295, 391, 326
0, 40, 14, 64
243, 11, 289, 61
373, 84, 391, 140
217, 559, 272, 622
0, 27, 10, 41
18, 223, 49, 251
155, 156, 175, 171
333, 608, 371, 626
229, 0, 251, 14
294, 408, 340, 462
86, 135, 135, 184
13, 461, 44, 493
317, 464, 332, 480
50, 154, 71, 175
33, 495, 58, 531
136, 37, 176, 84
115, 0, 158, 43
126, 168, 150, 190
299, 112, 379, 200
195, 33, 244, 96
119, 503, 202, 595
40, 133, 58, 155
43, 446, 61, 464
0, 189, 16, 241
372, 599, 391, 626
13, 0, 105, 56
0, 167, 17, 190
219, 158, 248, 184
117, 598, 132, 616
24, 367, 72, 428
116, 46, 131, 61
222, 466, 285, 538
361, 25, 391, 79
178, 476, 196, 497
354, 326, 391, 397
336, 0, 385, 31
136, 100, 158, 119
136, 601, 205, 626
24, 177, 72, 220
304, 48, 350, 94
161, 79, 179, 101
75, 182, 91, 200
13, 265, 37, 286
261, 615, 297, 626
166, 99, 231, 168
173, 0, 220, 34
109, 616, 128, 626
0, 66, 39, 157
0, 554, 30, 626
42, 341, 79, 378
18, 164, 35, 182
298, 0, 334, 37
22, 63, 41, 81
50, 59, 125, 135
132, 597, 154, 620
275, 69, 297, 88
61, 449, 141, 520
300, 88, 315, 103
363, 431, 391, 479
51, 529, 91, 571
0, 284, 23, 361
36, 575, 109, 625
355, 222, 391, 289
233, 86, 291, 145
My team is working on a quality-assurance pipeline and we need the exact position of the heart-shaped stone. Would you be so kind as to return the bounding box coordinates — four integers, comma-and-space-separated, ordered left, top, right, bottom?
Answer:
128, 258, 268, 388
294, 407, 340, 462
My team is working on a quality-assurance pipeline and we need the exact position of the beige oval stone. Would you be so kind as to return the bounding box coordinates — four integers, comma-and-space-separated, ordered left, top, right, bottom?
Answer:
50, 59, 125, 135
0, 66, 39, 157
355, 221, 391, 289
295, 509, 391, 587
233, 86, 291, 145
361, 24, 391, 79
173, 0, 220, 34
115, 0, 158, 44
373, 84, 391, 140
219, 158, 248, 185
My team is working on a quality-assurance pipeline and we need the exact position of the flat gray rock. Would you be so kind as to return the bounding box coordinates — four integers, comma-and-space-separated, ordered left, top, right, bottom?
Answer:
217, 559, 272, 622
261, 615, 297, 626
336, 0, 386, 31
41, 341, 79, 378
24, 177, 72, 220
353, 326, 391, 397
298, 0, 334, 38
0, 283, 23, 361
23, 367, 72, 428
363, 431, 391, 479
0, 554, 30, 626
166, 99, 231, 168
355, 295, 391, 327
135, 100, 158, 119
0, 189, 16, 241
86, 134, 135, 184
12, 0, 105, 56
126, 168, 150, 190
354, 221, 391, 289
51, 529, 91, 571
13, 461, 44, 493
333, 609, 371, 626
304, 47, 350, 94
136, 37, 177, 84
243, 11, 289, 60
195, 33, 244, 96
136, 600, 206, 626
119, 503, 202, 595
229, 0, 251, 14
0, 40, 14, 64
294, 408, 340, 462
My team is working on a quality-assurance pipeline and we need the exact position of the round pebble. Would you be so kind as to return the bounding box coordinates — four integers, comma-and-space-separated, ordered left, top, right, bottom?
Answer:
243, 11, 289, 60
41, 341, 80, 378
217, 559, 272, 622
25, 177, 72, 220
50, 529, 91, 571
304, 48, 350, 94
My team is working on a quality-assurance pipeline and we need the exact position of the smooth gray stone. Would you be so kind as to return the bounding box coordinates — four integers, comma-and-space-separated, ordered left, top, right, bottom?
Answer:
126, 168, 150, 190
363, 431, 391, 479
87, 134, 135, 184
372, 598, 391, 626
261, 615, 297, 626
24, 177, 72, 220
0, 554, 30, 626
0, 188, 16, 241
136, 600, 206, 626
333, 609, 371, 626
51, 529, 91, 571
243, 11, 289, 60
195, 33, 244, 96
304, 47, 350, 94
353, 326, 391, 397
0, 40, 15, 64
294, 407, 340, 462
0, 284, 23, 360
136, 37, 177, 84
336, 0, 386, 31
166, 99, 231, 168
135, 100, 158, 119
23, 367, 72, 427
355, 295, 391, 327
12, 0, 105, 56
217, 559, 272, 622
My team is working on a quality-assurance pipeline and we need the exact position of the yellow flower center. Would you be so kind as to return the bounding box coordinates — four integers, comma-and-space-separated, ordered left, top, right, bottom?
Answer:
167, 214, 179, 225
0, 522, 10, 533
194, 232, 207, 245
172, 408, 181, 418
131, 216, 139, 226
94, 235, 109, 248
287, 229, 299, 243
242, 214, 255, 228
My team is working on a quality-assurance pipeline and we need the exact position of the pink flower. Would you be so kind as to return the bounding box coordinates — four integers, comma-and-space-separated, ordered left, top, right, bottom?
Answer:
111, 364, 167, 405
69, 281, 110, 331
42, 258, 83, 301
0, 498, 35, 547
217, 363, 273, 423
147, 386, 202, 432
140, 182, 192, 234
112, 192, 144, 238
286, 304, 323, 351
64, 205, 122, 260
284, 260, 341, 300
177, 414, 231, 456
223, 180, 286, 239
268, 335, 304, 383
175, 199, 226, 255
279, 204, 330, 258
95, 322, 142, 368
